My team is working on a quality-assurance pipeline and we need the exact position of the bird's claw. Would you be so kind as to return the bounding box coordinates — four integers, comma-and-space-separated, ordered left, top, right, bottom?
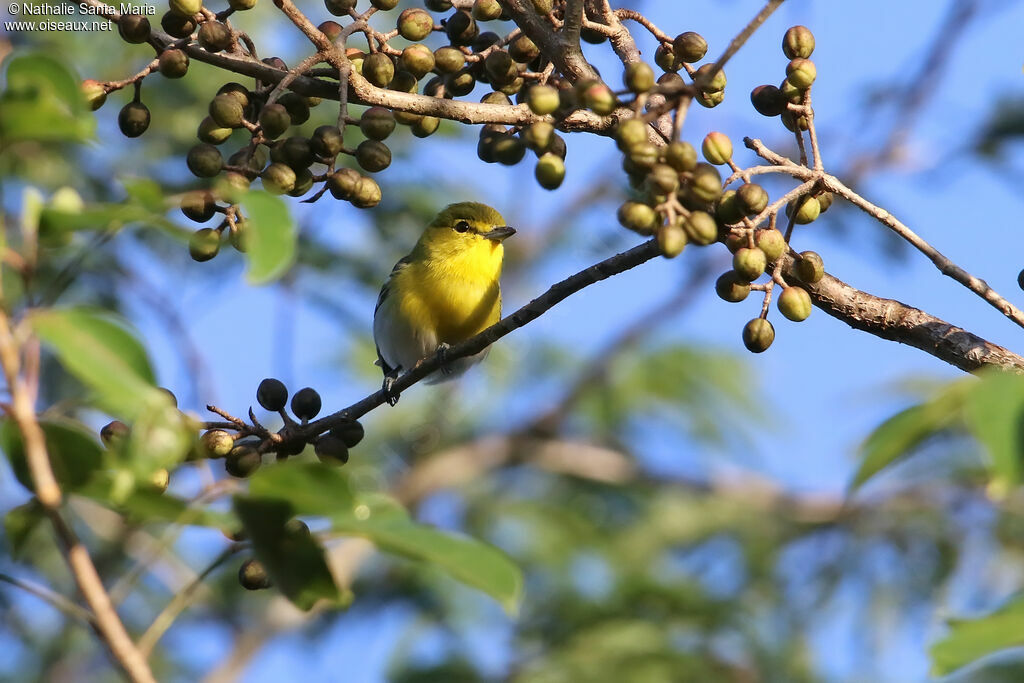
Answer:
436, 342, 454, 376
382, 373, 400, 406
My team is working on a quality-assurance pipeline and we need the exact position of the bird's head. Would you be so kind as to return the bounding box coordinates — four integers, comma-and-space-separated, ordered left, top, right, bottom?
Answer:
418, 202, 516, 257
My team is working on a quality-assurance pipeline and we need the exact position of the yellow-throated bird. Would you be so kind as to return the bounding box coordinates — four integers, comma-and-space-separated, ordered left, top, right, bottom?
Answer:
373, 202, 515, 405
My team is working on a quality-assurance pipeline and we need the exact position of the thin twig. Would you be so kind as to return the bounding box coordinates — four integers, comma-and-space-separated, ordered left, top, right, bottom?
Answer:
0, 572, 97, 627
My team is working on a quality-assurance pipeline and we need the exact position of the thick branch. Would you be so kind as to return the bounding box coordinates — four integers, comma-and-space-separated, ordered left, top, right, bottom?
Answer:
499, 0, 599, 82
783, 256, 1024, 373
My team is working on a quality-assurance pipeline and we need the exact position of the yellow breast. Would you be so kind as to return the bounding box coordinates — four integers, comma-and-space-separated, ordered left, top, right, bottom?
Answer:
392, 237, 504, 345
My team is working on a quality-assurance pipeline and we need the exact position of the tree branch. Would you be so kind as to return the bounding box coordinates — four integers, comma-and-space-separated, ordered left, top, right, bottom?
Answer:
0, 314, 157, 683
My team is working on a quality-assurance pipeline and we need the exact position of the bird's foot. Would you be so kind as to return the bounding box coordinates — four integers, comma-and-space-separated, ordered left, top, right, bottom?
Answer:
382, 372, 400, 406
436, 343, 453, 376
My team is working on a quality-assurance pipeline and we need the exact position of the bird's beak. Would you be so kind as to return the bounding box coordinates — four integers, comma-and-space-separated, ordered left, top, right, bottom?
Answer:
481, 226, 516, 242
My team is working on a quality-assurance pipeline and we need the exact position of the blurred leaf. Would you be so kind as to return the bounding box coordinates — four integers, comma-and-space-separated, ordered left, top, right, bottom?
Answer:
125, 401, 192, 482
122, 178, 168, 214
240, 191, 295, 284
976, 98, 1024, 157
0, 418, 103, 493
930, 594, 1024, 676
0, 52, 92, 144
29, 307, 165, 420
234, 496, 346, 611
247, 462, 522, 612
38, 203, 183, 243
850, 385, 966, 490
3, 499, 45, 558
963, 371, 1024, 488
79, 475, 236, 531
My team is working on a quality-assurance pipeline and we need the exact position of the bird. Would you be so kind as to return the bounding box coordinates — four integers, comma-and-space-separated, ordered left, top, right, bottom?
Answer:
373, 202, 515, 405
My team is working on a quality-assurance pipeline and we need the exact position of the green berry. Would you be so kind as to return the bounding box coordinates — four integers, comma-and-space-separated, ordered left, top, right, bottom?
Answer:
118, 14, 151, 43
362, 53, 394, 87
201, 429, 235, 458
615, 118, 648, 151
654, 43, 678, 72
434, 46, 466, 73
160, 10, 196, 38
672, 31, 707, 63
695, 63, 726, 91
663, 141, 697, 172
526, 84, 560, 116
617, 201, 658, 235
311, 125, 344, 158
355, 139, 392, 173
397, 7, 433, 40
535, 153, 565, 190
278, 93, 309, 125
742, 318, 775, 353
733, 246, 766, 281
350, 176, 382, 208
198, 20, 232, 52
261, 162, 296, 194
657, 221, 687, 258
324, 0, 356, 16
229, 0, 257, 10
715, 271, 750, 303
786, 58, 817, 90
238, 559, 271, 590
778, 286, 812, 321
188, 228, 220, 262
186, 143, 222, 177
210, 93, 245, 128
701, 131, 732, 165
400, 44, 435, 79
715, 191, 744, 225
689, 163, 722, 203
794, 250, 824, 283
787, 195, 820, 224
577, 80, 616, 116
755, 228, 786, 262
181, 190, 216, 222
258, 103, 291, 139
684, 210, 718, 245
783, 25, 815, 60
508, 34, 539, 62
225, 445, 261, 478
168, 0, 201, 18
624, 62, 655, 93
315, 435, 349, 465
327, 168, 360, 200
118, 101, 150, 138
736, 183, 768, 215
81, 79, 107, 111
472, 0, 502, 21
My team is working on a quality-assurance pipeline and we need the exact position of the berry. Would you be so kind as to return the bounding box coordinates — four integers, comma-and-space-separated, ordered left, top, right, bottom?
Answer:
118, 14, 151, 43
324, 0, 356, 16
733, 246, 767, 281
355, 140, 392, 173
168, 0, 201, 18
226, 445, 261, 477
794, 251, 824, 283
577, 80, 616, 116
150, 468, 170, 493
683, 210, 718, 245
646, 164, 679, 195
81, 80, 107, 111
277, 93, 309, 125
398, 8, 433, 41
701, 131, 732, 165
400, 44, 435, 79
783, 25, 815, 60
787, 195, 820, 224
188, 228, 220, 262
657, 222, 687, 258
778, 286, 812, 321
742, 318, 775, 353
326, 168, 359, 200
332, 420, 364, 448
736, 183, 769, 215
695, 64, 727, 92
273, 136, 314, 170
786, 58, 817, 90
158, 49, 189, 78
444, 10, 478, 46
118, 101, 150, 137
260, 163, 295, 194
186, 143, 222, 177
523, 120, 554, 152
715, 271, 750, 302
750, 84, 787, 117
755, 228, 786, 262
258, 103, 291, 139
315, 435, 349, 465
617, 201, 658, 235
434, 46, 465, 73
291, 387, 321, 420
508, 34, 539, 62
257, 378, 288, 411
100, 420, 129, 445
654, 43, 678, 72
362, 53, 394, 88
492, 134, 526, 165
524, 85, 559, 117
672, 31, 707, 63
535, 153, 565, 190
370, 0, 399, 8
198, 20, 232, 52
229, 0, 257, 9
715, 191, 744, 225
201, 429, 235, 458
624, 62, 655, 93
239, 559, 271, 590
614, 118, 648, 151
689, 163, 723, 203
472, 0, 502, 21
160, 11, 196, 38
209, 93, 245, 128
311, 125, 344, 158
351, 176, 382, 208
359, 108, 396, 142
181, 191, 216, 222
663, 141, 697, 172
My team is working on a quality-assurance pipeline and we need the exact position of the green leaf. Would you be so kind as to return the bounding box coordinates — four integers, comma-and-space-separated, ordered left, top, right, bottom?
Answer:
246, 462, 522, 612
3, 500, 45, 558
0, 52, 93, 144
30, 307, 163, 421
930, 594, 1024, 676
334, 512, 524, 614
963, 371, 1024, 488
849, 386, 966, 491
125, 401, 192, 481
79, 475, 237, 531
240, 192, 296, 284
234, 496, 346, 611
247, 461, 355, 513
0, 418, 103, 493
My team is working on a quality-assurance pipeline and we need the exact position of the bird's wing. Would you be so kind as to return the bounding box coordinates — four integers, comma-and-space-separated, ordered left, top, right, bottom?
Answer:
375, 254, 413, 314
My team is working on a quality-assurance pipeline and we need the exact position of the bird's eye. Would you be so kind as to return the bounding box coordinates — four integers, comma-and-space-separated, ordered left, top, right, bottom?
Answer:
454, 221, 471, 233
